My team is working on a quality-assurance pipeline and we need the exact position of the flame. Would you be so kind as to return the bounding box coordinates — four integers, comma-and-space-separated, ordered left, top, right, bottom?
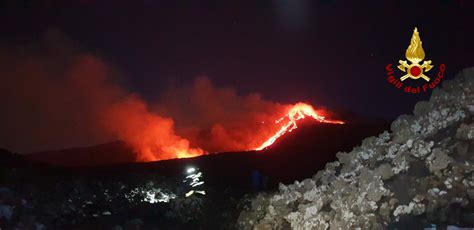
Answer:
255, 102, 344, 150
405, 27, 426, 64
104, 96, 205, 162
114, 99, 343, 160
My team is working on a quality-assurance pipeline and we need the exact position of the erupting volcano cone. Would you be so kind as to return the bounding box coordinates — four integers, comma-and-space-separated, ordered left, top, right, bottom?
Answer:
255, 103, 344, 150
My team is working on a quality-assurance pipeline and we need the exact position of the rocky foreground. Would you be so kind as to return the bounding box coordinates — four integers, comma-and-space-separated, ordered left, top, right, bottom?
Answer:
238, 68, 474, 229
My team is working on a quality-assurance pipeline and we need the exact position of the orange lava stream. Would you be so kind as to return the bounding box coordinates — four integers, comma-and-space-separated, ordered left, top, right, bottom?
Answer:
255, 103, 344, 150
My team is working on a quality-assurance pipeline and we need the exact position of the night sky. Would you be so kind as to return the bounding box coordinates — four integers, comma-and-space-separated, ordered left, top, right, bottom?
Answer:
1, 0, 474, 119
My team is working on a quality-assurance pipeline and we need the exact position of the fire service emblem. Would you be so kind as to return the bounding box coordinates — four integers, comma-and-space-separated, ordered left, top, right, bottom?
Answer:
386, 27, 446, 94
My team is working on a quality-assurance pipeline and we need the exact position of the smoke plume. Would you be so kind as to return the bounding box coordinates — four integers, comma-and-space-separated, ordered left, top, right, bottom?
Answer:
0, 30, 326, 161
155, 77, 288, 153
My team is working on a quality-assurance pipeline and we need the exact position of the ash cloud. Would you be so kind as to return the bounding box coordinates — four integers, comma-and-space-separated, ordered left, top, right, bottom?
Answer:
156, 77, 288, 153
0, 30, 203, 161
0, 30, 291, 160
0, 30, 120, 153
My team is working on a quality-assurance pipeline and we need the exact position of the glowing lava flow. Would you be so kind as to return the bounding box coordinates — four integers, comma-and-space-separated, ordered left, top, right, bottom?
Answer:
256, 103, 344, 150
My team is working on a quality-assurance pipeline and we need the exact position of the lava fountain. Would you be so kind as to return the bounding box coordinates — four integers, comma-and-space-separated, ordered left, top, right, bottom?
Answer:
255, 102, 344, 150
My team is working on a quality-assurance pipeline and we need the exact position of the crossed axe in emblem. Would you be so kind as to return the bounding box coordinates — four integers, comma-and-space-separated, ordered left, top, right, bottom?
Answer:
397, 60, 433, 82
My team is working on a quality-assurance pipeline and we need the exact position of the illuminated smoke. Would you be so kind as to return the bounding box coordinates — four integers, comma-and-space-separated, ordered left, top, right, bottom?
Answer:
1, 30, 343, 162
155, 77, 290, 153
103, 96, 204, 161
0, 30, 203, 161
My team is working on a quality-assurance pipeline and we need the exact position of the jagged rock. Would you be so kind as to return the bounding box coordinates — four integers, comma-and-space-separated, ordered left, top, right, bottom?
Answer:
468, 190, 474, 200
393, 199, 425, 220
414, 101, 433, 117
456, 142, 469, 156
426, 148, 451, 173
374, 163, 394, 180
360, 168, 389, 202
254, 222, 273, 230
392, 154, 409, 174
457, 123, 474, 140
335, 151, 351, 167
410, 140, 434, 159
391, 115, 415, 143
237, 67, 474, 229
